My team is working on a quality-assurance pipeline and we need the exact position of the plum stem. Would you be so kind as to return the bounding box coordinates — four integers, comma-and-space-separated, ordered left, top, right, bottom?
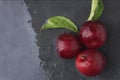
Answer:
80, 56, 87, 60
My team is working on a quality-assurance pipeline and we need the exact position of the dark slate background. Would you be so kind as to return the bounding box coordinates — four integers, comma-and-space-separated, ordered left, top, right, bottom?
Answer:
0, 0, 120, 80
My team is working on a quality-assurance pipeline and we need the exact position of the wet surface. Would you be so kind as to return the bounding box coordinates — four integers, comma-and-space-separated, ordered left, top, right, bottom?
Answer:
1, 0, 120, 80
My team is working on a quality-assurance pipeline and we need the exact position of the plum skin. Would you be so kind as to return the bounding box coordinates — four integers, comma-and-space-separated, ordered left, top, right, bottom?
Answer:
79, 21, 107, 48
56, 33, 81, 59
75, 49, 106, 77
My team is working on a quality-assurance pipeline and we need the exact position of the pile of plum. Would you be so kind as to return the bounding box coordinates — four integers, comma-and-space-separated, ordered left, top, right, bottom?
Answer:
57, 21, 107, 77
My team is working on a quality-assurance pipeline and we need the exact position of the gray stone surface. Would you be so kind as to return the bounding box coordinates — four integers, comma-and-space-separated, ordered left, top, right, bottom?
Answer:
0, 1, 47, 80
0, 0, 120, 80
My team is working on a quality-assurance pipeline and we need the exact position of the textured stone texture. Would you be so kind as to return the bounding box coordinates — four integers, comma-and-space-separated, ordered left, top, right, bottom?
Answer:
0, 0, 120, 80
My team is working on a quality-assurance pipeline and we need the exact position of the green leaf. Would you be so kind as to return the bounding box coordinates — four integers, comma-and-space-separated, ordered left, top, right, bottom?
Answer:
88, 0, 104, 21
41, 16, 78, 32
